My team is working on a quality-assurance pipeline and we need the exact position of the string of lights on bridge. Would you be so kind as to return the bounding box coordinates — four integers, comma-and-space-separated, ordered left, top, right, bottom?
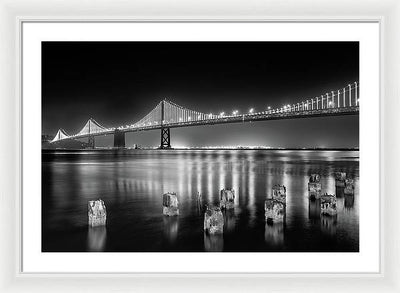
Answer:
117, 81, 359, 130
51, 82, 359, 143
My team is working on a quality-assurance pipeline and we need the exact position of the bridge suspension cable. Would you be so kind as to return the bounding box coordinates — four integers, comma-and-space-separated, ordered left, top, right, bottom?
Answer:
51, 128, 69, 143
77, 118, 107, 136
131, 101, 163, 128
50, 81, 359, 143
162, 99, 212, 124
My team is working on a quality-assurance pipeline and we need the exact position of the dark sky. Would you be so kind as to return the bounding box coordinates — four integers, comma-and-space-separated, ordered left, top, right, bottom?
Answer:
42, 42, 359, 148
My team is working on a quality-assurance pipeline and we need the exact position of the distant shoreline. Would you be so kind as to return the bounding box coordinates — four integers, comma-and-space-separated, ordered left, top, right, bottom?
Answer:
42, 147, 359, 152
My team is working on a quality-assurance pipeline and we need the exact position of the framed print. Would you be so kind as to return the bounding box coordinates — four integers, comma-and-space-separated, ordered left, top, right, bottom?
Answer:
0, 0, 399, 292
21, 21, 379, 274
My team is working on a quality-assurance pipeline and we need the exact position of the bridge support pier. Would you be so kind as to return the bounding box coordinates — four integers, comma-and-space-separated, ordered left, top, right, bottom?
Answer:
160, 127, 171, 149
113, 129, 126, 148
88, 135, 95, 149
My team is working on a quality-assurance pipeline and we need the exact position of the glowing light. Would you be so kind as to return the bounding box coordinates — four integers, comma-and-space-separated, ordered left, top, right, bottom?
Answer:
179, 118, 182, 121
267, 106, 271, 110
188, 117, 191, 120
249, 108, 254, 114
219, 112, 225, 117
232, 110, 239, 115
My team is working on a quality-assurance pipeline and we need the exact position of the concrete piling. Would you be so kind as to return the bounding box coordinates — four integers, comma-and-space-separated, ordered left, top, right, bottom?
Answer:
344, 178, 355, 196
309, 183, 322, 200
308, 174, 322, 200
88, 199, 107, 227
272, 184, 286, 203
162, 192, 179, 216
334, 172, 346, 187
204, 206, 224, 234
265, 184, 286, 224
320, 193, 337, 216
309, 174, 320, 183
264, 199, 286, 224
219, 188, 235, 209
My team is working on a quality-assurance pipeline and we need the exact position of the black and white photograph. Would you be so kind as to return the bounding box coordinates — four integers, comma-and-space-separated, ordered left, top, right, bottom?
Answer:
41, 41, 359, 253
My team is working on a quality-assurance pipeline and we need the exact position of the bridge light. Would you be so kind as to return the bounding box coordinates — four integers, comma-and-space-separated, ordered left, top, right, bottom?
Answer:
232, 110, 238, 115
219, 112, 225, 117
267, 106, 271, 110
249, 108, 254, 114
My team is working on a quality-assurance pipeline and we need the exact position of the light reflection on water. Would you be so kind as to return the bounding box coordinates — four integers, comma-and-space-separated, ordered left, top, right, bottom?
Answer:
265, 222, 284, 246
87, 226, 107, 252
42, 149, 359, 252
204, 233, 224, 252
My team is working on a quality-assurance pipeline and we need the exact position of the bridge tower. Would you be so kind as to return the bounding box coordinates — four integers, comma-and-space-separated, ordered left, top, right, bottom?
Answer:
160, 99, 171, 149
113, 128, 126, 148
87, 119, 95, 149
88, 136, 95, 149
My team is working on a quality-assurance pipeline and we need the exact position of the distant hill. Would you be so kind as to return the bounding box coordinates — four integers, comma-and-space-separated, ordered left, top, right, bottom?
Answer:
42, 139, 90, 150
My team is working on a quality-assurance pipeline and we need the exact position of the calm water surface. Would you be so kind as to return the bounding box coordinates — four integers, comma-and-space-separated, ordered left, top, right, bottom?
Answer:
42, 149, 359, 252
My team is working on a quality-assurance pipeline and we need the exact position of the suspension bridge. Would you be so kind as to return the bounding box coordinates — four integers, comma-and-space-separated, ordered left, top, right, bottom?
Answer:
50, 82, 360, 149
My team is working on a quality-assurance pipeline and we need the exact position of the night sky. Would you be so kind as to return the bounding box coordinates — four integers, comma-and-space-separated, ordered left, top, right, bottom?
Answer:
42, 42, 359, 148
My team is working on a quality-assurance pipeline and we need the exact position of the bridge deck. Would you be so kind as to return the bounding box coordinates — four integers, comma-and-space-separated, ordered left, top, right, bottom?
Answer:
63, 106, 359, 141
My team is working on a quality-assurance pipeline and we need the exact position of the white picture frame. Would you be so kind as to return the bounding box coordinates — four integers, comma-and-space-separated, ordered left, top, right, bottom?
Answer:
1, 0, 399, 292
22, 21, 379, 275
